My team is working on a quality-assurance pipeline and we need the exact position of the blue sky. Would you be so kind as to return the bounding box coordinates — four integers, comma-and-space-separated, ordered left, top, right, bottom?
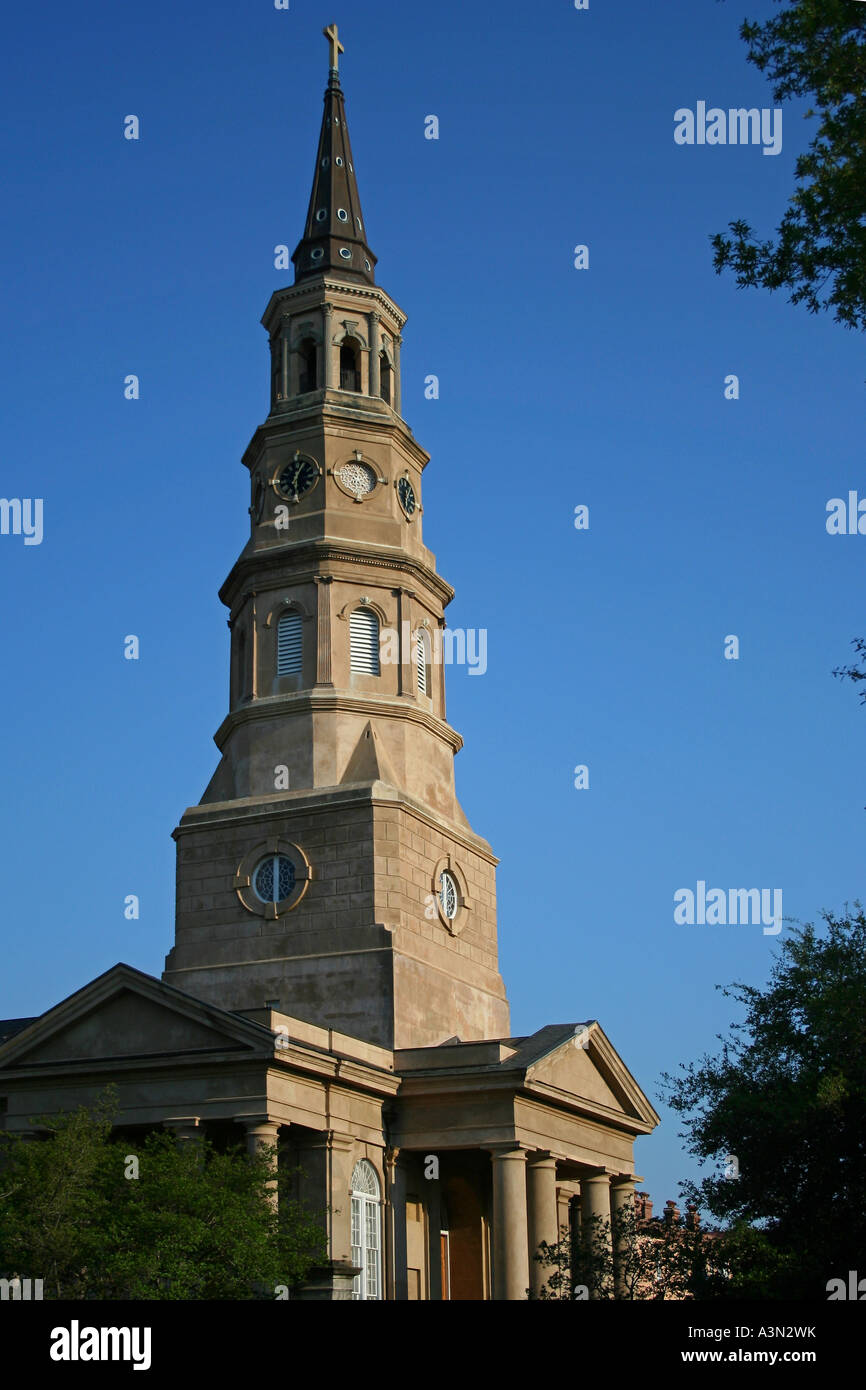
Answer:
1, 0, 863, 1209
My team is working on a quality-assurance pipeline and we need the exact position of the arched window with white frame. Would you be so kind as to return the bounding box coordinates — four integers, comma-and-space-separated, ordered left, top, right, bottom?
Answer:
277, 611, 303, 675
350, 607, 380, 675
350, 1160, 382, 1301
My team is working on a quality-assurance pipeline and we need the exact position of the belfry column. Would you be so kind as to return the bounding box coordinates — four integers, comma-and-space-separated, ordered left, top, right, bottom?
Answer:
394, 334, 403, 414
490, 1147, 529, 1300
580, 1171, 613, 1298
322, 305, 333, 388
314, 576, 334, 685
280, 326, 290, 400
369, 311, 381, 396
526, 1152, 559, 1296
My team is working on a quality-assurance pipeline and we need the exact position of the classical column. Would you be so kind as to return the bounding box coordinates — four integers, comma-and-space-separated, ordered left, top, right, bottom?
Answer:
369, 311, 381, 397
314, 576, 333, 686
322, 305, 333, 389
293, 1131, 357, 1300
611, 1176, 636, 1300
242, 1116, 281, 1208
490, 1147, 529, 1301
327, 1133, 356, 1267
580, 1172, 613, 1299
384, 1147, 405, 1301
526, 1152, 559, 1297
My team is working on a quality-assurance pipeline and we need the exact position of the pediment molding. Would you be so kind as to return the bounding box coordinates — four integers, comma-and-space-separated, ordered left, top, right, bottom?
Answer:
0, 965, 275, 1074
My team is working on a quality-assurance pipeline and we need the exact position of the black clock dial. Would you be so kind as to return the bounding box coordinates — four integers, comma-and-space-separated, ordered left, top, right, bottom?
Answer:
278, 456, 318, 501
398, 477, 416, 516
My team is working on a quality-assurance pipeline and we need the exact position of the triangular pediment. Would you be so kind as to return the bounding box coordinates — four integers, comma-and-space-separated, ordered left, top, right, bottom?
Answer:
521, 1024, 659, 1130
0, 964, 273, 1071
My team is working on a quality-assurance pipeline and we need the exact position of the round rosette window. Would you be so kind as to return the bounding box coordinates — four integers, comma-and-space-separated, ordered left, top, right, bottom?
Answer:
333, 458, 379, 502
431, 856, 469, 935
234, 840, 312, 919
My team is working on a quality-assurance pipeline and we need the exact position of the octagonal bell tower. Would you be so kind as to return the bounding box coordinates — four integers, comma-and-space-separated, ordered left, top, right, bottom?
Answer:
163, 28, 510, 1050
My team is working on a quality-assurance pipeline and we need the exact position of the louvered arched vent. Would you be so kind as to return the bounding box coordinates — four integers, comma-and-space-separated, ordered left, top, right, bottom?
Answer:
415, 631, 429, 695
350, 608, 380, 675
277, 612, 303, 675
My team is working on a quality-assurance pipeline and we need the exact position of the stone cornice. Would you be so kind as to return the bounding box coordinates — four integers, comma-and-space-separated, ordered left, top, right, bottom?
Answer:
241, 401, 429, 471
219, 538, 454, 610
212, 687, 464, 754
175, 782, 497, 864
262, 278, 407, 332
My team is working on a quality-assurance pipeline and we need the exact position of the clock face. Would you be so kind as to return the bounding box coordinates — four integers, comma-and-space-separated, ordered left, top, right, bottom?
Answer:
398, 477, 416, 517
277, 455, 319, 501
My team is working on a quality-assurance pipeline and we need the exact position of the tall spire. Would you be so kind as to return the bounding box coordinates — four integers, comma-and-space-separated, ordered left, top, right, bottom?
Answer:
292, 24, 377, 287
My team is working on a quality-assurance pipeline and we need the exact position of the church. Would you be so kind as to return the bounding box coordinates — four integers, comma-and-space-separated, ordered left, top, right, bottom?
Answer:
0, 27, 658, 1301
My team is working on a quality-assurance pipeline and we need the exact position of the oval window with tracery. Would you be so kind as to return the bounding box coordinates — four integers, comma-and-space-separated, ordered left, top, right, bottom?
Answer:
439, 871, 458, 921
254, 854, 296, 903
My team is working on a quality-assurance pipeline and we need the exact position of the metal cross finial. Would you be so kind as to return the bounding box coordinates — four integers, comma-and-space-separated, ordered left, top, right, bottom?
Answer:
324, 23, 344, 73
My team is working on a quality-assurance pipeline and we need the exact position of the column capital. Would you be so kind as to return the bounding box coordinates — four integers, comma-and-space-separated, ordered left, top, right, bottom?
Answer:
162, 1116, 202, 1143
234, 1106, 279, 1139
487, 1143, 527, 1160
527, 1150, 558, 1170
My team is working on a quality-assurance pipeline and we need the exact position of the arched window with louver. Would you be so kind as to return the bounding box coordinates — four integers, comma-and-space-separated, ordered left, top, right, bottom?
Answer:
277, 611, 303, 675
350, 608, 380, 675
415, 630, 430, 696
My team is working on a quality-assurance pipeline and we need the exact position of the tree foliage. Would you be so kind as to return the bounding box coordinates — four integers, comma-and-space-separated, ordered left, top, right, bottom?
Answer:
712, 1, 866, 330
531, 1205, 722, 1301
0, 1089, 326, 1299
663, 907, 866, 1298
833, 637, 866, 703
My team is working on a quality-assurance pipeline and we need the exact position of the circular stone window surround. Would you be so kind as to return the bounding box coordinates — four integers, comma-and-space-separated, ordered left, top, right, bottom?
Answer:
331, 455, 385, 502
234, 839, 313, 919
431, 854, 470, 935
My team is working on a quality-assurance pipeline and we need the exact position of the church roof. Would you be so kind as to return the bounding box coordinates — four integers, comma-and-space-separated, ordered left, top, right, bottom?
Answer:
0, 1017, 37, 1046
292, 31, 377, 288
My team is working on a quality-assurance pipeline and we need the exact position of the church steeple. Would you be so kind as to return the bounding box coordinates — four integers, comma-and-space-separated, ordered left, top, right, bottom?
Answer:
292, 24, 377, 288
163, 28, 510, 1052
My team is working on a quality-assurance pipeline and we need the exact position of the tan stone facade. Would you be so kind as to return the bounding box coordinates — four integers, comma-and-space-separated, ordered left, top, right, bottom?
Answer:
0, 967, 657, 1300
0, 30, 659, 1299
